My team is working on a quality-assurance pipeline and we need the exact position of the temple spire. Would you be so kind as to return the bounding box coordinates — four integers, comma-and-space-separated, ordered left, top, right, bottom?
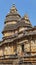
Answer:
10, 4, 17, 13
24, 14, 29, 20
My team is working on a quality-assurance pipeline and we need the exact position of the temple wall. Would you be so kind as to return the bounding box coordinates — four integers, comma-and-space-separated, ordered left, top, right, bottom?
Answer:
0, 39, 36, 56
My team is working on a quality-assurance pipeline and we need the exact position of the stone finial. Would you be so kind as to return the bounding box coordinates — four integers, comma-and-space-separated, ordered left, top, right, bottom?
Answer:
24, 14, 29, 20
10, 4, 17, 13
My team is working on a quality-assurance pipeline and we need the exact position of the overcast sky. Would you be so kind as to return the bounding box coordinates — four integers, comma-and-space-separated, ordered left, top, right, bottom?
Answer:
0, 0, 36, 40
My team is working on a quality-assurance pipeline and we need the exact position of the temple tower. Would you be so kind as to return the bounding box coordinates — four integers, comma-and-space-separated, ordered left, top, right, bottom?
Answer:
0, 4, 36, 65
2, 4, 21, 55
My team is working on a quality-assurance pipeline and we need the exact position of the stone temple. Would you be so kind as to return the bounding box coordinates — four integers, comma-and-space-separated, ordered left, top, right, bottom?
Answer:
0, 4, 36, 65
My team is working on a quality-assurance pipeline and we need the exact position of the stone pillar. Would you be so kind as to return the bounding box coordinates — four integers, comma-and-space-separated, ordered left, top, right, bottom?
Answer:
17, 44, 22, 56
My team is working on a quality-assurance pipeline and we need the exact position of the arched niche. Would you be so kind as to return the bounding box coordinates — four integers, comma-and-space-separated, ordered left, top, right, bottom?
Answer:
24, 43, 30, 52
24, 40, 30, 52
